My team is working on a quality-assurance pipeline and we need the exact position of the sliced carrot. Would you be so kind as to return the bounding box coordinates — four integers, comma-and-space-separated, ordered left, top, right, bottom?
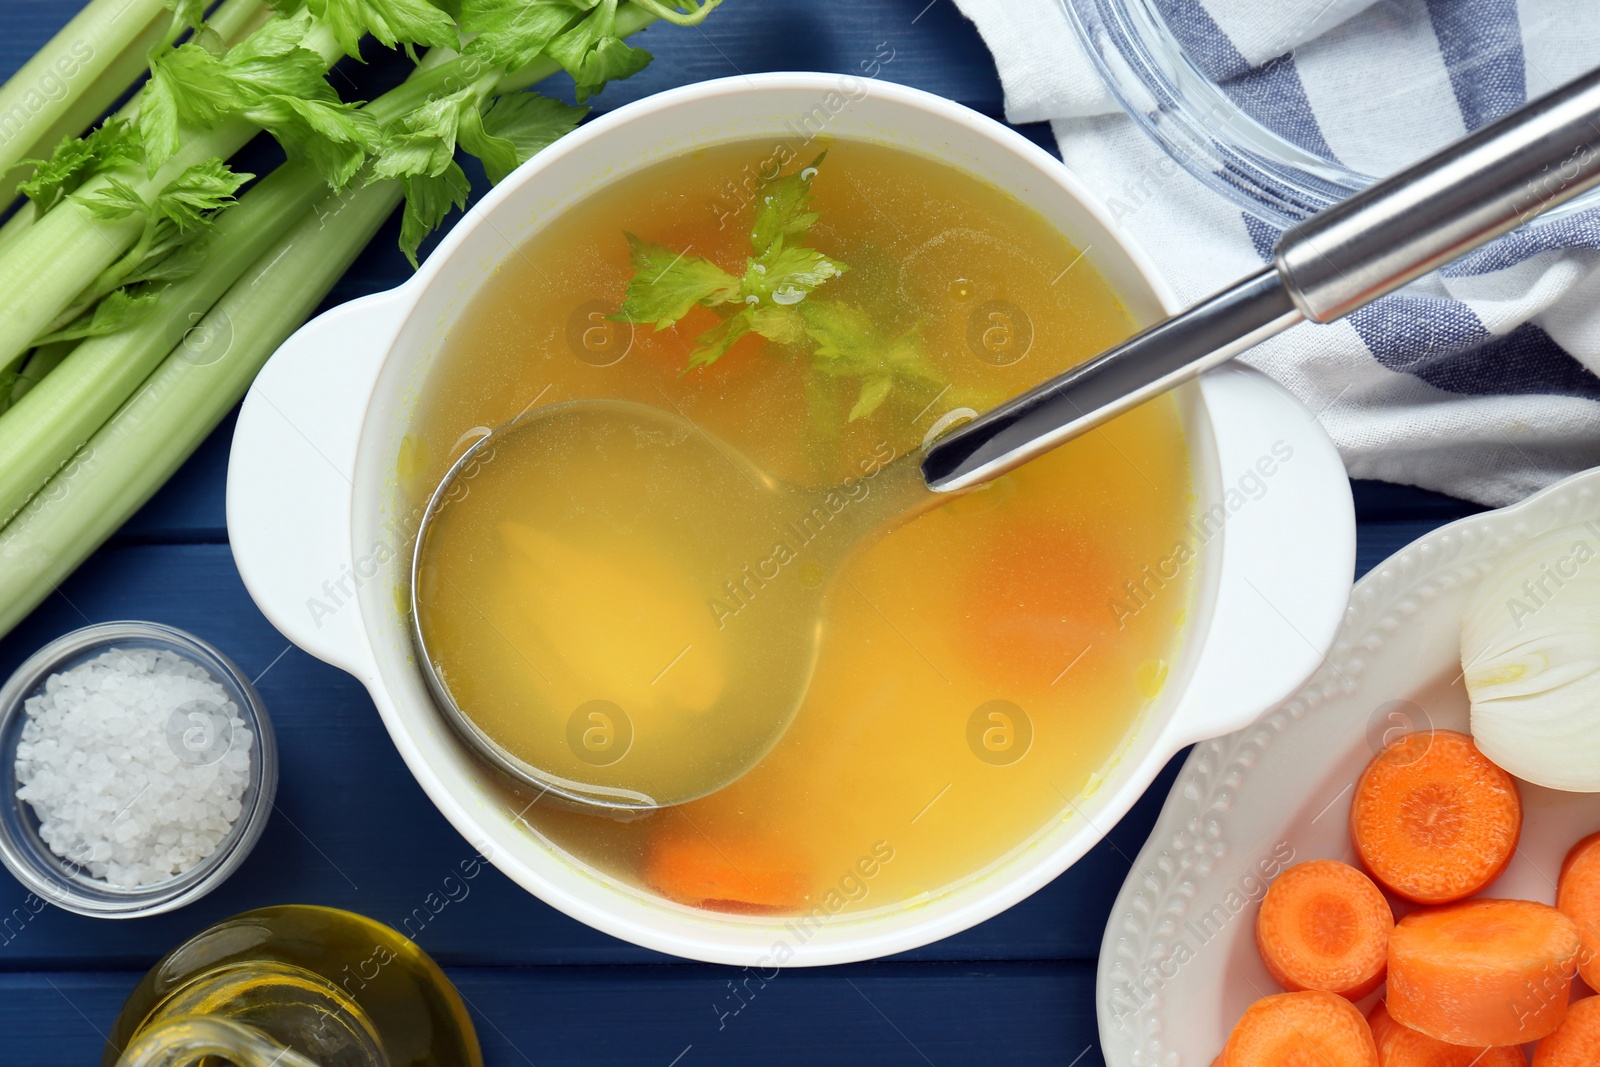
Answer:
1533, 994, 1600, 1066
1370, 1000, 1527, 1066
643, 830, 810, 912
1221, 990, 1378, 1067
1350, 730, 1521, 904
1557, 832, 1600, 989
1257, 859, 1393, 999
1387, 899, 1579, 1046
1368, 1001, 1397, 1049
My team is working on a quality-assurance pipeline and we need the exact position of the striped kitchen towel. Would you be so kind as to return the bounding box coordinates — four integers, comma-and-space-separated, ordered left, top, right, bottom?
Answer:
953, 0, 1600, 506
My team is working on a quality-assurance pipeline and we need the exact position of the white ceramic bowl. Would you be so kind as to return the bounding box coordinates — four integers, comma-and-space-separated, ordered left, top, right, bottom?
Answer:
1096, 467, 1600, 1065
226, 73, 1355, 966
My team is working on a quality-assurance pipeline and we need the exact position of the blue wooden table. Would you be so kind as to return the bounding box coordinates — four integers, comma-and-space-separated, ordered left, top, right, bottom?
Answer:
0, 3, 1489, 1063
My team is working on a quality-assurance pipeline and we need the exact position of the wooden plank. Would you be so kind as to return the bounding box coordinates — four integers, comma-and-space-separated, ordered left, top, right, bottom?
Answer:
0, 962, 1106, 1066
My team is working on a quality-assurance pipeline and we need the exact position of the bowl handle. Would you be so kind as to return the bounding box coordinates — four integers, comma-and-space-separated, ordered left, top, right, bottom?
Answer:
1158, 364, 1355, 750
226, 287, 412, 680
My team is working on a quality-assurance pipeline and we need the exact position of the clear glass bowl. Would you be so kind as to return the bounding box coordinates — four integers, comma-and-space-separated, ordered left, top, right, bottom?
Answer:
1063, 0, 1600, 228
0, 622, 278, 918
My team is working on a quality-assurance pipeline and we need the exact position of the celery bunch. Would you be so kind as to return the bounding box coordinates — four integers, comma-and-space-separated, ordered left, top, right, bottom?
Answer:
0, 0, 725, 636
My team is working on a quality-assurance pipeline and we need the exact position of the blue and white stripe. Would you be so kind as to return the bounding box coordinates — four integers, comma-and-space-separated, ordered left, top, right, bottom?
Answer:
956, 0, 1600, 505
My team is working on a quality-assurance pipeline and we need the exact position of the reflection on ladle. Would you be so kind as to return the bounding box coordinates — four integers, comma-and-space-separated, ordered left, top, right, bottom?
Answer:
412, 65, 1600, 809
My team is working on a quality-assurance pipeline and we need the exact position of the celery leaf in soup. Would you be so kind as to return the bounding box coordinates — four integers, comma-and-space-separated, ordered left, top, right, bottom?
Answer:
617, 153, 947, 423
620, 237, 741, 328
750, 153, 825, 251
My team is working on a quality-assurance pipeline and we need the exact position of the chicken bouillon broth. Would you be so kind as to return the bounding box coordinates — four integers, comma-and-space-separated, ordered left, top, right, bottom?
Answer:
404, 138, 1195, 912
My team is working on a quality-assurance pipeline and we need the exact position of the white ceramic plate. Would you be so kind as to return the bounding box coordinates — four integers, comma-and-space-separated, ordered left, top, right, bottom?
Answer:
1096, 466, 1600, 1065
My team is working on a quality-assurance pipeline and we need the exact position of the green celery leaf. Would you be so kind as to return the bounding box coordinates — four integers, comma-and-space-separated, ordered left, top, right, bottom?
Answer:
20, 139, 98, 211
76, 177, 148, 220
618, 235, 739, 330
461, 0, 589, 71
138, 67, 183, 165
307, 0, 459, 60
224, 16, 364, 99
246, 95, 378, 190
686, 308, 752, 371
18, 119, 141, 213
801, 300, 941, 419
455, 108, 519, 188
370, 86, 475, 180
847, 374, 893, 422
116, 217, 220, 288
399, 161, 470, 268
144, 44, 238, 138
226, 8, 326, 63
141, 11, 374, 181
164, 0, 209, 40
471, 93, 587, 184
134, 224, 212, 283
32, 288, 162, 346
751, 153, 824, 255
155, 158, 253, 230
748, 304, 805, 344
570, 36, 652, 100
369, 130, 450, 181
740, 242, 846, 304
545, 0, 651, 103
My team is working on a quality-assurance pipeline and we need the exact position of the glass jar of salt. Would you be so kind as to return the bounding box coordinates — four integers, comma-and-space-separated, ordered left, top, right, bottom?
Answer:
0, 622, 276, 917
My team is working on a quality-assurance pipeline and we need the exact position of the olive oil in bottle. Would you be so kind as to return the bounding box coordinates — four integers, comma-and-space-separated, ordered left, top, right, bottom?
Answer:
106, 905, 481, 1067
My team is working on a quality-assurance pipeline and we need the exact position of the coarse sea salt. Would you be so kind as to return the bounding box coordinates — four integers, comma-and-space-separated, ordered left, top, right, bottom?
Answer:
13, 647, 253, 889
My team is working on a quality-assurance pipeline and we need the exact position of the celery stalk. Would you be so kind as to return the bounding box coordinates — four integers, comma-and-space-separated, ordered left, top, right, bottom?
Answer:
9, 341, 76, 405
0, 178, 403, 637
0, 4, 660, 378
0, 17, 346, 376
1, 0, 277, 229
0, 160, 327, 526
0, 19, 166, 209
0, 0, 169, 186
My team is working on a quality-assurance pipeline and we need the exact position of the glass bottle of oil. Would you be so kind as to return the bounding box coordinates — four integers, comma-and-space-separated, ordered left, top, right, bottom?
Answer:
104, 905, 482, 1067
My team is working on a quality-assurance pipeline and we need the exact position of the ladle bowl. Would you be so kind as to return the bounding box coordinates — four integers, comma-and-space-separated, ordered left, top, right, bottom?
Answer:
410, 399, 937, 809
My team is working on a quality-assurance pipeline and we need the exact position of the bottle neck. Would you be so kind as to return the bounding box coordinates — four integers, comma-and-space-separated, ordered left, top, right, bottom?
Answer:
116, 1017, 322, 1067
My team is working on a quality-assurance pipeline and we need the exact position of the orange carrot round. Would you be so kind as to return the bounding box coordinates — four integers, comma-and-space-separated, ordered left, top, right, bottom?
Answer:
1368, 1001, 1398, 1049
1533, 994, 1600, 1066
1387, 899, 1579, 1046
643, 831, 809, 912
1557, 832, 1600, 989
1370, 1001, 1528, 1066
1257, 859, 1393, 999
1221, 990, 1378, 1067
1350, 730, 1521, 904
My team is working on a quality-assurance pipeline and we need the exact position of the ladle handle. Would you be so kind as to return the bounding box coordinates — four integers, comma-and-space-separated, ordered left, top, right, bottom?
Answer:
922, 65, 1600, 494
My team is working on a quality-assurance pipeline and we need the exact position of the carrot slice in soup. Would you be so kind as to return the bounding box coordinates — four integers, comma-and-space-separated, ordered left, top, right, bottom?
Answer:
644, 831, 810, 912
1533, 994, 1600, 1066
1387, 899, 1579, 1046
1221, 990, 1378, 1067
1350, 730, 1521, 904
1557, 831, 1600, 988
1257, 859, 1393, 999
1369, 1000, 1527, 1066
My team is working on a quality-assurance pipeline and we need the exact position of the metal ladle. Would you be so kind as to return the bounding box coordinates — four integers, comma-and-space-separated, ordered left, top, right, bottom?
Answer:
412, 66, 1600, 811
